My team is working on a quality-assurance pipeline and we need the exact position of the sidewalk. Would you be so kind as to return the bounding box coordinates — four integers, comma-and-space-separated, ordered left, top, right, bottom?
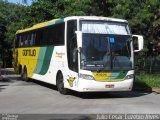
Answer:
0, 68, 16, 81
152, 88, 160, 93
0, 67, 2, 81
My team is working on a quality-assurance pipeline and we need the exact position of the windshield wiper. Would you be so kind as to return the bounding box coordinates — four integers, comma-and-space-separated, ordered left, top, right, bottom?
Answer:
81, 57, 97, 62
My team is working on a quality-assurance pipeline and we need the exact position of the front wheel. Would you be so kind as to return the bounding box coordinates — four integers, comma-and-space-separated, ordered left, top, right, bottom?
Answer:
57, 72, 68, 95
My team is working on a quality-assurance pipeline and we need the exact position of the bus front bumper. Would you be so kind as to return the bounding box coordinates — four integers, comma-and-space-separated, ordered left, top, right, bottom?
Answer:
77, 78, 133, 92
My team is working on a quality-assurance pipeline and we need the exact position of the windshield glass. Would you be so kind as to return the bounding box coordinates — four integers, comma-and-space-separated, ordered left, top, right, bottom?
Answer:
80, 20, 130, 35
80, 34, 133, 71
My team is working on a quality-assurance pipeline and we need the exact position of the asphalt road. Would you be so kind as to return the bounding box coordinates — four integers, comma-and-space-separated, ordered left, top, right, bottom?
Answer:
0, 69, 160, 114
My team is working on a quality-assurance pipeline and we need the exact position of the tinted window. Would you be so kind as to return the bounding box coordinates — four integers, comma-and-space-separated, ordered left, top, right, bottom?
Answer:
16, 22, 65, 47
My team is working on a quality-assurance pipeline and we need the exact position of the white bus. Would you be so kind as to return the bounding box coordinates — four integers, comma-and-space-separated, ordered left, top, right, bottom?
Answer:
13, 16, 143, 94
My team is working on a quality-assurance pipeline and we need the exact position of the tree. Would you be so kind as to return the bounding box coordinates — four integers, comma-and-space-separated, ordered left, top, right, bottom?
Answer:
0, 17, 7, 67
0, 0, 159, 69
0, 0, 27, 67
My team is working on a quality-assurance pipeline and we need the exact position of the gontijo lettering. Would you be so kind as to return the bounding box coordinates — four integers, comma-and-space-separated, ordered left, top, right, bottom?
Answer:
23, 49, 36, 56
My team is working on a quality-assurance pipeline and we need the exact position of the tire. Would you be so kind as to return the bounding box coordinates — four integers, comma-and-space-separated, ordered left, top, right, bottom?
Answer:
22, 68, 29, 82
19, 66, 23, 80
57, 72, 68, 95
20, 69, 23, 80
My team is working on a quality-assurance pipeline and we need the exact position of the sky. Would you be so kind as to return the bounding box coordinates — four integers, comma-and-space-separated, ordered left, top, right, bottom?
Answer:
8, 0, 32, 5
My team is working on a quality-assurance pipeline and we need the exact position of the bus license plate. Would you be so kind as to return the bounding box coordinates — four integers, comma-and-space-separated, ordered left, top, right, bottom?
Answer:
105, 84, 114, 88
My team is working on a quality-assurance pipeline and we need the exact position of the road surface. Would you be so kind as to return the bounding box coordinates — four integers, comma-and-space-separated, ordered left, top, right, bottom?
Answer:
0, 69, 160, 115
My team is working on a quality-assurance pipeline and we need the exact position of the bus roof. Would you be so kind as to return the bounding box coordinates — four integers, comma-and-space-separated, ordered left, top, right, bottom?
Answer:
16, 16, 128, 34
64, 16, 128, 23
16, 18, 64, 34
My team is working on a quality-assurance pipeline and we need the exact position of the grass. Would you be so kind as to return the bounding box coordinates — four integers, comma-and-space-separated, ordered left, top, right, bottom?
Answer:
135, 72, 160, 88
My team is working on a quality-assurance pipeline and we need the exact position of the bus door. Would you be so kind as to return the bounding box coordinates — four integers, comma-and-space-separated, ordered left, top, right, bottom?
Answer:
66, 20, 79, 89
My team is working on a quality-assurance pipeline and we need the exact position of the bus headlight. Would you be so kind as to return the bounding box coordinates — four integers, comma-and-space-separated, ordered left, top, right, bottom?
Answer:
79, 73, 95, 80
124, 74, 134, 80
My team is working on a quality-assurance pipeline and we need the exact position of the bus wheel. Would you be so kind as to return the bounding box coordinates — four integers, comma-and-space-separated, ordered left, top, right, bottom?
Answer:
19, 66, 23, 80
20, 69, 23, 80
22, 68, 29, 82
57, 72, 68, 95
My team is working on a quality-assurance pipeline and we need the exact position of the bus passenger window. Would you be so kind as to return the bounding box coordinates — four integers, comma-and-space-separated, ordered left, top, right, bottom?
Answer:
20, 35, 24, 47
30, 33, 36, 46
24, 34, 29, 47
19, 36, 22, 47
35, 30, 42, 46
27, 34, 31, 46
15, 36, 19, 48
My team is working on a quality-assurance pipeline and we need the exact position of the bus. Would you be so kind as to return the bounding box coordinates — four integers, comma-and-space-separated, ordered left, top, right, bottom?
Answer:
13, 16, 144, 94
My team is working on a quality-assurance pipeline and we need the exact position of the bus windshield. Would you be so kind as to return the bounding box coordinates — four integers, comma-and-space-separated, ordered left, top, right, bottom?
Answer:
80, 34, 132, 71
80, 21, 133, 71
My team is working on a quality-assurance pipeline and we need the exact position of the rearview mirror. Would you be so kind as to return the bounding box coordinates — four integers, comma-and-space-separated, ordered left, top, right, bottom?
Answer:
132, 35, 144, 52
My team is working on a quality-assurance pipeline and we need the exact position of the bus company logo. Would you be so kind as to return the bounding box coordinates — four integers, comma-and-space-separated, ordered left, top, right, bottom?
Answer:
67, 77, 76, 87
93, 72, 110, 77
23, 49, 36, 56
55, 52, 65, 58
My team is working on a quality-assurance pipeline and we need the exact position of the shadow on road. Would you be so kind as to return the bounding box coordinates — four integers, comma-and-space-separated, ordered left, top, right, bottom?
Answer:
30, 79, 58, 91
1, 77, 151, 99
68, 90, 150, 99
0, 78, 15, 83
0, 68, 151, 99
0, 68, 20, 92
0, 85, 9, 92
29, 80, 150, 99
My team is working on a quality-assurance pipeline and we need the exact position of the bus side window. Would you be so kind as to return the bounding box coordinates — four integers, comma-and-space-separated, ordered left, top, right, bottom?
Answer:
48, 27, 53, 45
27, 34, 31, 46
31, 33, 36, 46
20, 35, 24, 47
19, 35, 22, 47
24, 34, 29, 47
57, 23, 65, 45
15, 35, 19, 48
35, 29, 42, 46
52, 23, 65, 46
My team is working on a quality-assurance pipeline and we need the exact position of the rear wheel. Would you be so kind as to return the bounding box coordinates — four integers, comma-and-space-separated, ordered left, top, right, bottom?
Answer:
19, 66, 23, 80
57, 72, 68, 95
20, 69, 23, 80
22, 68, 29, 82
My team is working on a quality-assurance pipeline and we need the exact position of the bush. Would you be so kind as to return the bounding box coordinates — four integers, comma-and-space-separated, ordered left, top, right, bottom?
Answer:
135, 72, 160, 88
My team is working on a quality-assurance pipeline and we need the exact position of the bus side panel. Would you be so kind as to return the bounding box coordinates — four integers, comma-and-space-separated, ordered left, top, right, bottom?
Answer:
31, 46, 66, 85
14, 47, 40, 77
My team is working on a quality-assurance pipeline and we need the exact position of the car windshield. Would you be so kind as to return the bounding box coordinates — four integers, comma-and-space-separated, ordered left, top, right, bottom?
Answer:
80, 34, 133, 71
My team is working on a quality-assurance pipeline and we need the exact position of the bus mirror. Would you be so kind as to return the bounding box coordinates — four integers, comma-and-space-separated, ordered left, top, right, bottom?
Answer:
132, 35, 144, 52
76, 31, 82, 48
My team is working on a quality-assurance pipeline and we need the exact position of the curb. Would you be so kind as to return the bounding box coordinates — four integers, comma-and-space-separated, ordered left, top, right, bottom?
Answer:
133, 86, 160, 93
2, 68, 14, 70
152, 88, 160, 93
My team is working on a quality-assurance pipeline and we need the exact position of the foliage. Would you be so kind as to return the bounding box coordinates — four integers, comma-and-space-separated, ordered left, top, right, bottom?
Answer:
135, 72, 160, 88
0, 0, 159, 69
0, 0, 27, 67
0, 17, 7, 67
